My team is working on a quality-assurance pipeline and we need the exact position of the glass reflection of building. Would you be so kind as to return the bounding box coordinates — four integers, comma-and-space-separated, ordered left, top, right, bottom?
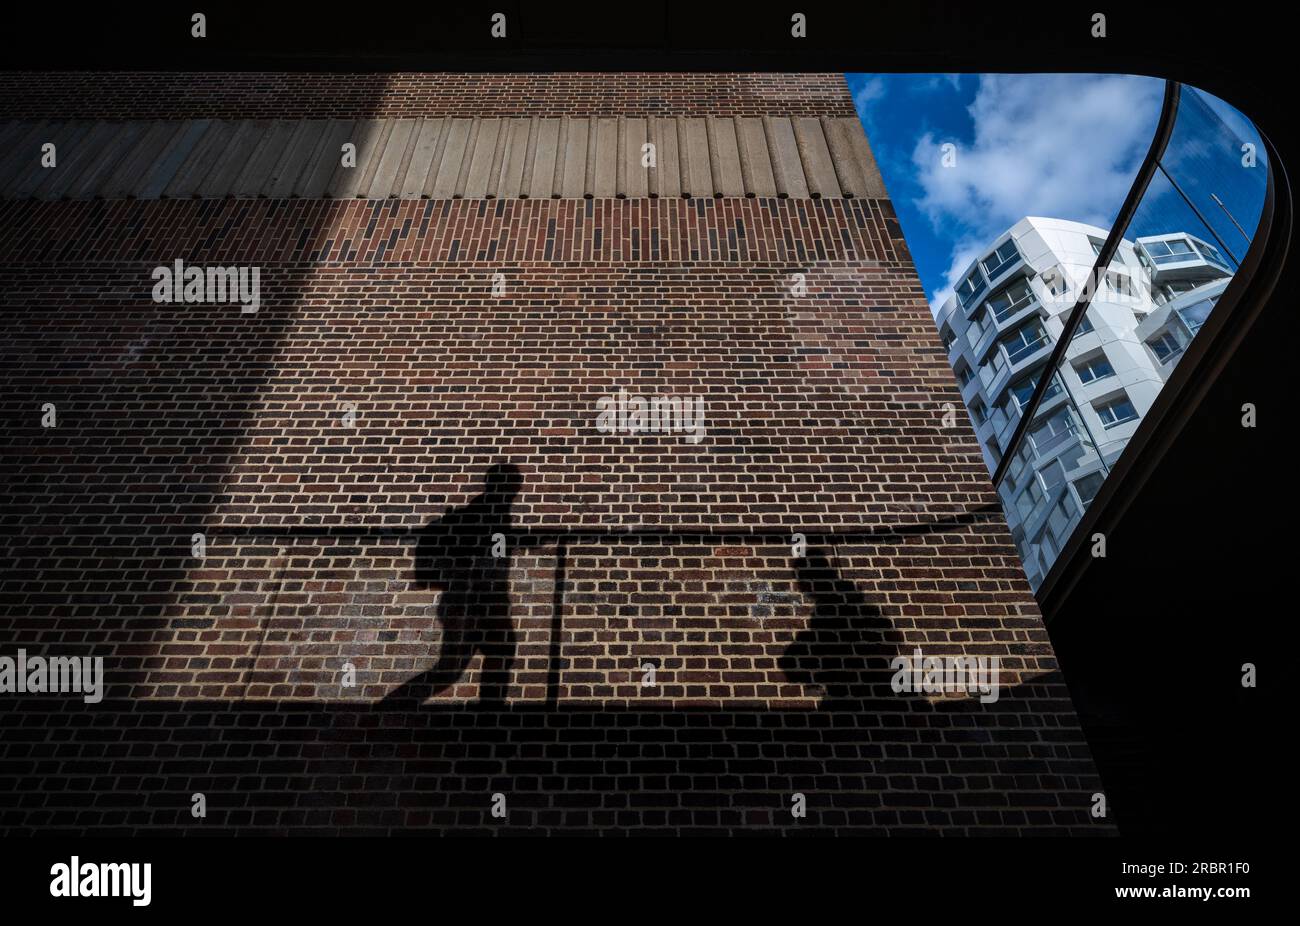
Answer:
936, 219, 1234, 587
933, 85, 1267, 589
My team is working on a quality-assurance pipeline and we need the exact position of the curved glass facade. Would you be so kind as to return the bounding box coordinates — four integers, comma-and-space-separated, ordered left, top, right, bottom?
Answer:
932, 83, 1269, 589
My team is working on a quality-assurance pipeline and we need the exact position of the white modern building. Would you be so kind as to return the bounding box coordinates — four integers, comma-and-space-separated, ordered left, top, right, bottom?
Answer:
935, 217, 1232, 587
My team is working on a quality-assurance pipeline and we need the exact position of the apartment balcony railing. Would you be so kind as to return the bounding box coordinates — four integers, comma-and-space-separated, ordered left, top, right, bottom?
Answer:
1155, 345, 1185, 367
982, 252, 1027, 291
1028, 421, 1087, 459
1005, 333, 1050, 366
989, 286, 1037, 326
957, 276, 990, 315
980, 352, 1013, 400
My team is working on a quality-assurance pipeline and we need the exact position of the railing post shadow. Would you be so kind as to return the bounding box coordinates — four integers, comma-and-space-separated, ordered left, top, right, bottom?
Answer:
546, 539, 568, 709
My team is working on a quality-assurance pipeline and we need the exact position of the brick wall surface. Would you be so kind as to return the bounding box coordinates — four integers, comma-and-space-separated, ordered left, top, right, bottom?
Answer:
0, 72, 1108, 835
0, 72, 858, 119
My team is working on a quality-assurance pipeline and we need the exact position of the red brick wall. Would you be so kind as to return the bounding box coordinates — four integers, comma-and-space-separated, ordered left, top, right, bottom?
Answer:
0, 68, 1108, 834
0, 72, 857, 119
0, 195, 1107, 833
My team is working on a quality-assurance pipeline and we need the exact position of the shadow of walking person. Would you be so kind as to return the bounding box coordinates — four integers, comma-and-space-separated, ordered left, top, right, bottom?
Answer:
384, 462, 523, 708
778, 548, 911, 707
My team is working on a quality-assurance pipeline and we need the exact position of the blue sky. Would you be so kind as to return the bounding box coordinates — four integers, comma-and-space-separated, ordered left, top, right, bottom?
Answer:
846, 73, 1161, 313
844, 73, 1266, 317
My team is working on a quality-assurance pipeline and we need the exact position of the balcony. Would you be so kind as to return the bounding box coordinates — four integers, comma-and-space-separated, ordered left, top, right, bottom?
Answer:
980, 239, 1026, 289
973, 332, 1001, 372
978, 349, 1011, 397
1029, 422, 1081, 458
983, 333, 1052, 405
1137, 235, 1233, 284
947, 336, 964, 368
994, 401, 1021, 450
956, 274, 990, 317
1006, 331, 1050, 366
988, 283, 1040, 331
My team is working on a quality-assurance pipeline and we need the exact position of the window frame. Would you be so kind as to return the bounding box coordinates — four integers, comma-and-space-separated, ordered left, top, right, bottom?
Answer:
1147, 330, 1182, 362
1095, 395, 1139, 429
981, 238, 1021, 282
1073, 351, 1117, 385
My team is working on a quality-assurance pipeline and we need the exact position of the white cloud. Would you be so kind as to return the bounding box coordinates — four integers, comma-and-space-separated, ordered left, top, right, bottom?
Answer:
928, 238, 986, 320
1193, 87, 1260, 151
924, 74, 962, 92
911, 74, 1163, 311
853, 76, 887, 113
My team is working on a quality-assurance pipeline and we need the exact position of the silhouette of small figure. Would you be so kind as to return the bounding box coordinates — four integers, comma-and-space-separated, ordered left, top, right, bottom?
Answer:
779, 549, 908, 704
384, 463, 523, 707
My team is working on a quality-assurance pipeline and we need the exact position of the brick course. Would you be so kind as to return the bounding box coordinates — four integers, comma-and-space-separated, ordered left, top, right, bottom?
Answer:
0, 72, 858, 120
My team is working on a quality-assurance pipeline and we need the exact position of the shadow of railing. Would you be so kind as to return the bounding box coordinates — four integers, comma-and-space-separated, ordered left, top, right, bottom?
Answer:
208, 502, 1004, 708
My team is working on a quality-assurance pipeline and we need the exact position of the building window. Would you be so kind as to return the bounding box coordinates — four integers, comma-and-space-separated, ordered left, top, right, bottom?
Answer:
1105, 271, 1136, 298
1147, 330, 1182, 362
1040, 268, 1068, 298
1073, 352, 1116, 384
1191, 239, 1230, 271
1175, 295, 1219, 335
1040, 532, 1058, 560
970, 399, 987, 425
1046, 494, 1075, 541
1039, 458, 1065, 490
1095, 395, 1139, 429
1070, 311, 1095, 338
987, 278, 1035, 323
1143, 237, 1196, 265
981, 239, 1020, 281
1010, 376, 1037, 410
1009, 373, 1060, 411
1006, 441, 1033, 492
1088, 236, 1107, 256
1004, 322, 1049, 364
979, 347, 1007, 387
957, 364, 974, 387
1029, 407, 1078, 455
990, 401, 1011, 432
957, 271, 985, 307
1015, 476, 1046, 520
1073, 472, 1104, 504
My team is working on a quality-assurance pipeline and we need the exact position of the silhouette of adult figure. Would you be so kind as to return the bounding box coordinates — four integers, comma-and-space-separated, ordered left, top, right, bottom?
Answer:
384, 463, 523, 706
779, 549, 908, 703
